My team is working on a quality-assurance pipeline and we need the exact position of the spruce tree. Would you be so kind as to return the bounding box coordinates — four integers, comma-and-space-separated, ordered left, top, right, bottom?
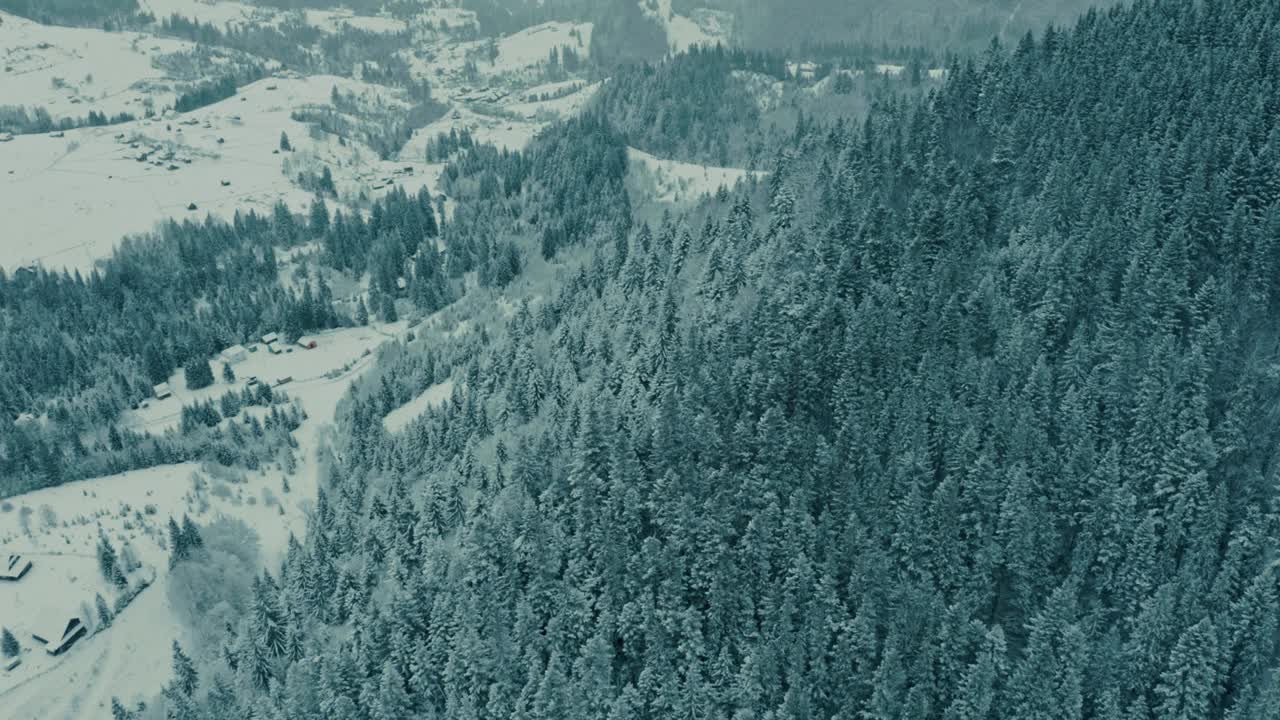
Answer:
180, 515, 203, 553
184, 357, 214, 390
95, 593, 113, 630
172, 640, 199, 698
97, 532, 119, 583
1, 627, 19, 657
167, 517, 186, 567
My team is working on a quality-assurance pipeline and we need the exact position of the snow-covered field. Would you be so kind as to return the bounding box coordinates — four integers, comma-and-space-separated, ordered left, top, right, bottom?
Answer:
0, 11, 199, 122
304, 8, 406, 35
506, 80, 600, 121
642, 0, 730, 53
0, 322, 402, 717
495, 21, 591, 73
404, 20, 591, 86
0, 74, 430, 272
384, 379, 455, 433
402, 102, 544, 158
627, 147, 764, 206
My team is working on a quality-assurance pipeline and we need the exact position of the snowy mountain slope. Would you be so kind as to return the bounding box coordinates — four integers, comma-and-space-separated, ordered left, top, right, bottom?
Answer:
639, 0, 730, 53
0, 322, 404, 717
0, 10, 201, 123
626, 146, 764, 207
0, 74, 429, 272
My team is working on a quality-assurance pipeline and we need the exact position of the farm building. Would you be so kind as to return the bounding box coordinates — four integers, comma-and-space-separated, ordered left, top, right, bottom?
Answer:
31, 611, 88, 655
219, 345, 249, 364
1, 554, 32, 581
153, 383, 172, 400
296, 336, 318, 350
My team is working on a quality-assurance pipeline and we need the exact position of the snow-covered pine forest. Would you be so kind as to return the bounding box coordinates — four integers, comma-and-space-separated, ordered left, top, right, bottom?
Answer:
3, 0, 1280, 718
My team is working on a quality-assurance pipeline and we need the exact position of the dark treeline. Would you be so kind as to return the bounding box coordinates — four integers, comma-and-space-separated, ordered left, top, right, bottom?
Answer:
0, 0, 138, 27
0, 105, 138, 135
174, 66, 267, 113
153, 1, 1280, 719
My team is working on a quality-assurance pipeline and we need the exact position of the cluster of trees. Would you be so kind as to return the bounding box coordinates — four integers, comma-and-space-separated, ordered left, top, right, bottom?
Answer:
174, 74, 255, 114
593, 45, 775, 166
588, 0, 668, 67
96, 529, 135, 588
0, 0, 138, 26
177, 384, 289, 436
167, 514, 205, 568
159, 0, 1280, 718
0, 104, 137, 136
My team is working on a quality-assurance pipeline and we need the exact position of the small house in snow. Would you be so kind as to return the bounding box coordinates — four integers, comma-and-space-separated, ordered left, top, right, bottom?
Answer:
31, 611, 87, 655
1, 554, 32, 581
296, 336, 318, 350
219, 345, 248, 364
153, 382, 172, 400
261, 332, 279, 345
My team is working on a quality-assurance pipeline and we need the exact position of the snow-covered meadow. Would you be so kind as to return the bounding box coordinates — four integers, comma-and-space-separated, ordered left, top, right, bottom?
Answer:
0, 74, 432, 272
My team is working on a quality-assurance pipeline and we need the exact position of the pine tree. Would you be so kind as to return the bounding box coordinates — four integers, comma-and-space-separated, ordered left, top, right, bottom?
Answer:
180, 515, 203, 554
222, 363, 236, 384
380, 293, 398, 322
1, 627, 19, 657
167, 517, 186, 567
356, 297, 369, 325
95, 593, 113, 630
184, 356, 214, 390
97, 532, 120, 583
310, 195, 331, 236
172, 640, 199, 697
1155, 618, 1221, 720
280, 131, 292, 152
372, 664, 412, 720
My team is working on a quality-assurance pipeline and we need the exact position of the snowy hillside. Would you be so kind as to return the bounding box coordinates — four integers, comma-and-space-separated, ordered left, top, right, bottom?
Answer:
0, 74, 432, 272
0, 11, 202, 123
0, 322, 404, 717
640, 0, 731, 53
626, 146, 764, 206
